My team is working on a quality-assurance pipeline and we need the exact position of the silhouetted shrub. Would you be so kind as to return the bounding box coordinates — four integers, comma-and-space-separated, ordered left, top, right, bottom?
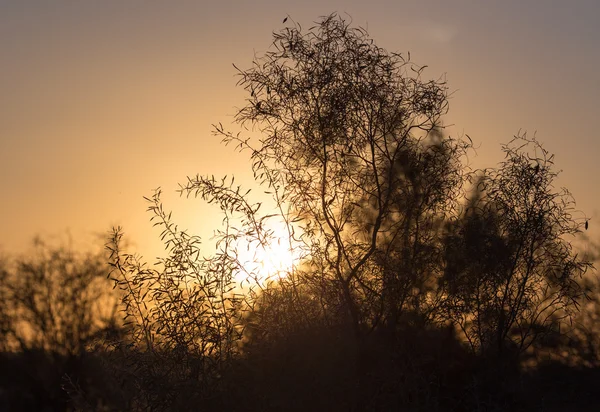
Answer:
0, 237, 121, 410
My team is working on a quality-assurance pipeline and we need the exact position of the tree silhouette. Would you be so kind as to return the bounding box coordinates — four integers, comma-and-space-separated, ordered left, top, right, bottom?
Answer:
1, 237, 119, 355
210, 14, 471, 343
441, 136, 591, 359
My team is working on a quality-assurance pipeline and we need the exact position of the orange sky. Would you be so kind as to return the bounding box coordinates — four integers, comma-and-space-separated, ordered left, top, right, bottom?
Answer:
1, 0, 599, 259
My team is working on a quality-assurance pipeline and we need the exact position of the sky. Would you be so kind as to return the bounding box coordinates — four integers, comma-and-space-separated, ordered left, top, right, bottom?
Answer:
1, 0, 599, 259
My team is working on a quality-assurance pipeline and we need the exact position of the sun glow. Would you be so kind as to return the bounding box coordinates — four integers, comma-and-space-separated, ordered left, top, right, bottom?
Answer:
232, 222, 304, 288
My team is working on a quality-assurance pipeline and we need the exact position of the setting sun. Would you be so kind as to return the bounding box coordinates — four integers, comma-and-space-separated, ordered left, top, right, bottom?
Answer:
232, 221, 303, 288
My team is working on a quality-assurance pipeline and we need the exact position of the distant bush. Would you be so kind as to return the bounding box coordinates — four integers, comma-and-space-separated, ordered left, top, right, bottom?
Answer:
0, 237, 121, 410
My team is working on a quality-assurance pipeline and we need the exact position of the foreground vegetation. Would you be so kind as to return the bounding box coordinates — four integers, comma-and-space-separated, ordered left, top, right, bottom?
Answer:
2, 14, 600, 411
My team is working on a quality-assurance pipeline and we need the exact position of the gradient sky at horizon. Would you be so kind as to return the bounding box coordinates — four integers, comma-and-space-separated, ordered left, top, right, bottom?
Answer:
1, 0, 599, 258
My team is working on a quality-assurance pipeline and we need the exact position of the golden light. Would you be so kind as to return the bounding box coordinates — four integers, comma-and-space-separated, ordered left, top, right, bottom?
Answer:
232, 221, 303, 288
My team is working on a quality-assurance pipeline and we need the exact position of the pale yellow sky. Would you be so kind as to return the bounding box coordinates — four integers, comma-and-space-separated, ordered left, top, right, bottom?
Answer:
1, 0, 599, 258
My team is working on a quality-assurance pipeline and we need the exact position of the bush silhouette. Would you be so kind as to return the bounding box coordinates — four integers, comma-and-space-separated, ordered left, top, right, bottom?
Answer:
0, 237, 122, 410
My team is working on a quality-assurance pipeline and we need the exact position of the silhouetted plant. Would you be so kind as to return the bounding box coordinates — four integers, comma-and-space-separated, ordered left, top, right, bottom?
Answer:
530, 263, 600, 369
106, 187, 257, 409
211, 13, 472, 345
1, 237, 119, 355
0, 237, 121, 411
441, 135, 591, 360
0, 255, 13, 353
